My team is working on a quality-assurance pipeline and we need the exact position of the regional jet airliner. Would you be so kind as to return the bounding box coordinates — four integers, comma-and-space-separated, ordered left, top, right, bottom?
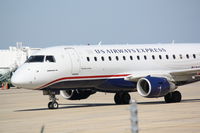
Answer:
11, 43, 200, 109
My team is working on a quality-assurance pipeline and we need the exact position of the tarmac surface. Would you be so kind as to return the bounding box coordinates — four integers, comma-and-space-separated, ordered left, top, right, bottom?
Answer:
0, 82, 200, 133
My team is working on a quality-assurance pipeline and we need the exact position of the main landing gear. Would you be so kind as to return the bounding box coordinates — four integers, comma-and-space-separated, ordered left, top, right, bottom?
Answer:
164, 91, 182, 103
43, 90, 60, 109
114, 92, 131, 104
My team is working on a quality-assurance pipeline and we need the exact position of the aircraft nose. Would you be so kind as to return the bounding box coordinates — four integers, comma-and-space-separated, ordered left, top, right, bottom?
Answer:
11, 73, 32, 88
11, 74, 23, 88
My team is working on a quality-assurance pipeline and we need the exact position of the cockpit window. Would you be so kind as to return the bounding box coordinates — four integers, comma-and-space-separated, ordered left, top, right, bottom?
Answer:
26, 55, 44, 63
45, 56, 56, 62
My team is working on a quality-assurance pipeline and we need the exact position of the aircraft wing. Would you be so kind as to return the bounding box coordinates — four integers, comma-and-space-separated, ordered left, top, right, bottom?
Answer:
169, 68, 200, 76
125, 68, 200, 82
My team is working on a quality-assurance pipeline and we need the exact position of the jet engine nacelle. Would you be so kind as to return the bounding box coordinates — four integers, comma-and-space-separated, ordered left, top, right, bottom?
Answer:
60, 89, 96, 100
137, 76, 177, 98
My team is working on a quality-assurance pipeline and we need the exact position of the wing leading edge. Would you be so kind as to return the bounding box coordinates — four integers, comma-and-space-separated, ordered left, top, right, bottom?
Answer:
124, 68, 200, 83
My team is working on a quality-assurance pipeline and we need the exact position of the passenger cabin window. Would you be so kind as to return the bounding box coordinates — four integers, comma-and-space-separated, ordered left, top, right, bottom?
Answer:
130, 56, 133, 60
144, 55, 147, 60
26, 55, 44, 63
152, 55, 155, 60
137, 56, 140, 60
173, 55, 176, 59
123, 56, 126, 60
166, 55, 169, 59
159, 55, 162, 59
186, 54, 189, 59
101, 56, 104, 61
45, 56, 56, 62
116, 56, 119, 61
94, 57, 97, 61
87, 57, 90, 62
193, 54, 196, 59
108, 56, 112, 61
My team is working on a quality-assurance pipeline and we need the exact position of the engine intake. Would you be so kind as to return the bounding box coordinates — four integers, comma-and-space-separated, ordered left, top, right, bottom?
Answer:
137, 76, 176, 98
60, 89, 95, 100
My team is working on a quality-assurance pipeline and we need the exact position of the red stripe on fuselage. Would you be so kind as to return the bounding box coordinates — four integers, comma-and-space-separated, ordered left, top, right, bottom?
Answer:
37, 74, 130, 89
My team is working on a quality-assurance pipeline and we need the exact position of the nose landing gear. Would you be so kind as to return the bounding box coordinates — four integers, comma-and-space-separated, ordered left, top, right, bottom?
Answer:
48, 94, 59, 109
43, 90, 60, 109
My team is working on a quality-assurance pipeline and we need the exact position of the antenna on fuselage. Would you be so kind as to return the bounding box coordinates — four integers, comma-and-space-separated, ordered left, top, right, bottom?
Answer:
98, 41, 102, 45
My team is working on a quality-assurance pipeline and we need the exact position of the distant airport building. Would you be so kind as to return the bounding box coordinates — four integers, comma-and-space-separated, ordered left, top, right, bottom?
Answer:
0, 42, 41, 88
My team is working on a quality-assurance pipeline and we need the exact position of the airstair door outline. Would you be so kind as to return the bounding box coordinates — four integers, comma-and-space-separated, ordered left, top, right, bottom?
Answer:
65, 48, 80, 75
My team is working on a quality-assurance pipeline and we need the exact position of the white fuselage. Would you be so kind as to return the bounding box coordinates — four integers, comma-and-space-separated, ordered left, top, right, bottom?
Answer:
11, 43, 200, 92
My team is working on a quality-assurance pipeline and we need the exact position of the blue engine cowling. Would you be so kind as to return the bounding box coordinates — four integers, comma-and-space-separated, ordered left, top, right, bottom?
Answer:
137, 76, 175, 98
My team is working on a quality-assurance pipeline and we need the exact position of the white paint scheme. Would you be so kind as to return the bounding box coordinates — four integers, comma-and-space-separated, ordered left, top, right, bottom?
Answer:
10, 43, 200, 108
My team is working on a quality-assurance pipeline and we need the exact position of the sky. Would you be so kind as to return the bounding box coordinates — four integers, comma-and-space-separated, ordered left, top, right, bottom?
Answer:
0, 0, 200, 49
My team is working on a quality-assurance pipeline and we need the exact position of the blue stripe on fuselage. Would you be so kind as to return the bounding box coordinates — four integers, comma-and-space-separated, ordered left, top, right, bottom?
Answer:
45, 78, 136, 92
97, 78, 136, 90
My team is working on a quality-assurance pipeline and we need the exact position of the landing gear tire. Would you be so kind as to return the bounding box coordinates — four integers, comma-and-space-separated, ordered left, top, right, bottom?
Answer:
114, 92, 131, 104
48, 101, 59, 109
172, 91, 182, 102
164, 91, 182, 103
43, 90, 60, 109
122, 93, 131, 104
164, 93, 172, 103
114, 93, 121, 104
